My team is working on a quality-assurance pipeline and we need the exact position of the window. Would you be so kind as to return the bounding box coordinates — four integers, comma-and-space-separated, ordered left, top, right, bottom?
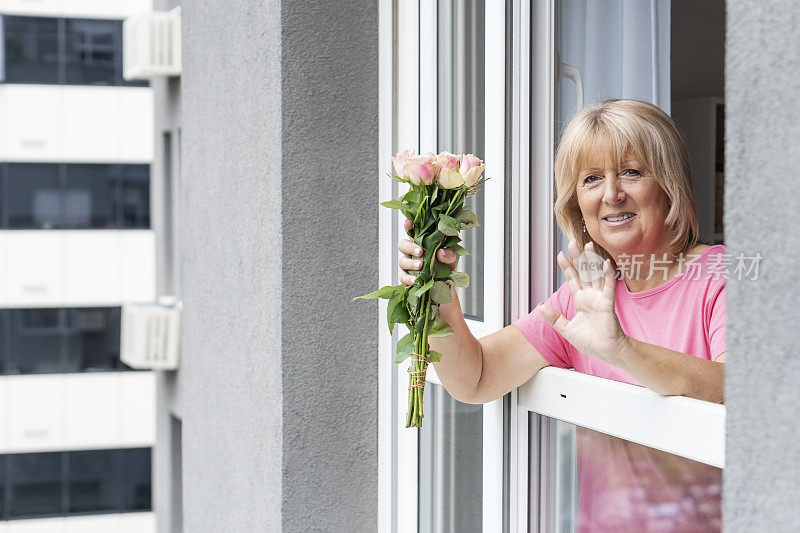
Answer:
2, 163, 150, 229
0, 307, 130, 375
1, 15, 147, 87
1, 448, 151, 520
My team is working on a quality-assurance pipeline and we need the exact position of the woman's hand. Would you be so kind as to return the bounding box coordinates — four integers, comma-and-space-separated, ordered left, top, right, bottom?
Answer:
538, 239, 631, 367
397, 218, 458, 286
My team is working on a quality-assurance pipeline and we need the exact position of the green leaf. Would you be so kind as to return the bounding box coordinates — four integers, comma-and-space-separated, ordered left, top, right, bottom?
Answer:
430, 281, 452, 304
402, 209, 416, 221
430, 186, 439, 204
437, 213, 461, 236
434, 261, 452, 279
407, 290, 419, 314
444, 235, 462, 247
449, 243, 469, 256
411, 278, 435, 298
428, 316, 455, 338
403, 187, 422, 203
394, 332, 415, 363
456, 208, 479, 229
449, 271, 470, 288
352, 285, 398, 302
380, 199, 407, 209
427, 350, 443, 363
387, 292, 409, 334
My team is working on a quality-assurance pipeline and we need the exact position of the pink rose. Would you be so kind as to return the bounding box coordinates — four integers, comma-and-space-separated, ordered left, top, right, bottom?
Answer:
433, 151, 461, 176
405, 153, 436, 185
460, 154, 485, 187
460, 153, 483, 172
392, 149, 415, 178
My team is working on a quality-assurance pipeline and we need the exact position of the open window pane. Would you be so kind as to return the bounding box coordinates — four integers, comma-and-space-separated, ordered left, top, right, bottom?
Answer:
437, 0, 485, 321
531, 416, 722, 532
418, 383, 483, 533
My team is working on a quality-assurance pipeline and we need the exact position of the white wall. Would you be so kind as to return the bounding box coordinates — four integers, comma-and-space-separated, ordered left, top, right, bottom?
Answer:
0, 512, 154, 533
0, 85, 153, 163
0, 0, 152, 19
0, 371, 155, 453
0, 230, 156, 307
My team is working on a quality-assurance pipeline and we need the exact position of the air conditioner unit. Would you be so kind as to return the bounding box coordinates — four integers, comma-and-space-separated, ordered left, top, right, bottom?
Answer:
121, 298, 181, 370
123, 7, 182, 80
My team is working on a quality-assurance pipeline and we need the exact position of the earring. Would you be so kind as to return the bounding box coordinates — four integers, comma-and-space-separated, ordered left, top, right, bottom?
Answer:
582, 221, 587, 233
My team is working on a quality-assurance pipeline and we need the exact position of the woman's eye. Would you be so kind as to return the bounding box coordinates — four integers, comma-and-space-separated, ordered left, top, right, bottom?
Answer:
583, 175, 600, 184
621, 168, 641, 177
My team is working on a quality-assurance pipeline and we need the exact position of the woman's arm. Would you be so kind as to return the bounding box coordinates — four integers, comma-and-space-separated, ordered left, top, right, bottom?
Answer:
430, 285, 550, 404
616, 339, 725, 403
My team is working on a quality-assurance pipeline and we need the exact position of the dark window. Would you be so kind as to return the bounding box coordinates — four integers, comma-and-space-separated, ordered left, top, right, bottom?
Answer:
7, 163, 60, 229
1, 15, 147, 87
5, 308, 64, 375
64, 164, 118, 228
3, 163, 150, 229
123, 448, 152, 511
64, 19, 118, 86
2, 16, 59, 84
6, 452, 63, 518
121, 164, 151, 228
68, 450, 120, 513
65, 308, 122, 372
0, 308, 129, 375
0, 448, 152, 520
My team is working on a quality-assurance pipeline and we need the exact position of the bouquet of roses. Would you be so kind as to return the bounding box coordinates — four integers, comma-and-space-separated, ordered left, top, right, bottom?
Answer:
354, 150, 485, 427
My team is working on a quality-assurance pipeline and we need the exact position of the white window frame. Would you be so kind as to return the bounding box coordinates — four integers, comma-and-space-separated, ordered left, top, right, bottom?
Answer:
378, 0, 507, 531
510, 1, 727, 531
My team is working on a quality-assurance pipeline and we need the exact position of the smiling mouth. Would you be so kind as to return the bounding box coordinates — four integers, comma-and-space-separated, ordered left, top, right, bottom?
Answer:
602, 213, 635, 222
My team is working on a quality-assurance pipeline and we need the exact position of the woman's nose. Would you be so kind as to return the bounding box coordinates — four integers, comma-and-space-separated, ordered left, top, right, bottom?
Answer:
602, 174, 625, 204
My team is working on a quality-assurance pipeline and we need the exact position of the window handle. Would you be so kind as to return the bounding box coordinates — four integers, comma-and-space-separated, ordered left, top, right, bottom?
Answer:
558, 57, 584, 110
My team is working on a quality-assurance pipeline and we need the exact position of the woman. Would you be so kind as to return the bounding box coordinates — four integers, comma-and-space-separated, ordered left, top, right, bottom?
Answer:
398, 99, 725, 530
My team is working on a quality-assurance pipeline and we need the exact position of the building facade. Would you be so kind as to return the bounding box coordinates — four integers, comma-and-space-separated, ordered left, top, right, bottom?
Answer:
0, 1, 156, 531
150, 0, 800, 531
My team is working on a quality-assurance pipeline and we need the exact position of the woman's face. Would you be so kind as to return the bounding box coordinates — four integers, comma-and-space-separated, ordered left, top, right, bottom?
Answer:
576, 144, 671, 259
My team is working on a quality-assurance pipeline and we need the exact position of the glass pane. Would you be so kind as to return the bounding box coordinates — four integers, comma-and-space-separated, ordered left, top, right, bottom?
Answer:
7, 163, 61, 229
68, 449, 120, 513
437, 0, 485, 321
6, 452, 63, 518
5, 309, 64, 374
418, 383, 482, 533
123, 448, 152, 511
120, 164, 151, 228
64, 164, 117, 228
65, 308, 122, 372
64, 19, 118, 86
530, 416, 722, 532
2, 16, 59, 84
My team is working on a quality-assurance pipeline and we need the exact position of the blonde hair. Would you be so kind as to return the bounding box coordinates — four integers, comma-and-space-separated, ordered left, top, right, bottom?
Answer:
554, 99, 699, 262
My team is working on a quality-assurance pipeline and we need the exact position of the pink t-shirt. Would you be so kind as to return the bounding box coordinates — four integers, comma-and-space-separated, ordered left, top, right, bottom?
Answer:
514, 244, 726, 531
513, 244, 727, 382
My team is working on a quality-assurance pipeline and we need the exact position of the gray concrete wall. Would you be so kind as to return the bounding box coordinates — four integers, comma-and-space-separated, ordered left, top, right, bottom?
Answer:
180, 0, 284, 530
724, 1, 800, 530
280, 2, 379, 530
174, 1, 379, 531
